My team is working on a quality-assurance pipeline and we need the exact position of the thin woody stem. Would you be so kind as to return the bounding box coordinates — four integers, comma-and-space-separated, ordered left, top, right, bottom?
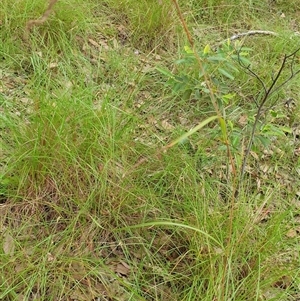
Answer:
24, 0, 59, 40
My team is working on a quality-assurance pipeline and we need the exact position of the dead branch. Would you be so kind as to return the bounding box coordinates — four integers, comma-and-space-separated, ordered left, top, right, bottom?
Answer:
227, 30, 278, 41
24, 0, 58, 40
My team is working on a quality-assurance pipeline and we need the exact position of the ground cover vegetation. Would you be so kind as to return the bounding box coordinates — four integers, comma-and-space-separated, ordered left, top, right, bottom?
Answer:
0, 0, 300, 300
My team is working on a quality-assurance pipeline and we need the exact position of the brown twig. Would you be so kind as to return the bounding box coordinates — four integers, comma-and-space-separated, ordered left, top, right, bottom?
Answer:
226, 30, 277, 42
24, 0, 58, 40
170, 0, 194, 47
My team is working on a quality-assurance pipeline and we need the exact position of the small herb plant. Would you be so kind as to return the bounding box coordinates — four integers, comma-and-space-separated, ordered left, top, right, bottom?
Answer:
158, 42, 251, 108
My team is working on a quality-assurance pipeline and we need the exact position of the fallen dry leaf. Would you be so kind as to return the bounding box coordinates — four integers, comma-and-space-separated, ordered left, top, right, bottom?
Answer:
3, 231, 15, 256
115, 261, 130, 277
286, 228, 297, 238
88, 38, 101, 49
250, 151, 259, 160
47, 252, 55, 262
48, 62, 59, 69
238, 114, 248, 126
161, 119, 175, 131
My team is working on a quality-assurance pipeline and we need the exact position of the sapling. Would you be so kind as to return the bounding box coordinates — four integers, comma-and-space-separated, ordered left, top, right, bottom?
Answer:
238, 46, 300, 189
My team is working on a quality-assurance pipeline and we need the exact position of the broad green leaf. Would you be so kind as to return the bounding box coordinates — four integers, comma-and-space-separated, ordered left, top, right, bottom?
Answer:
222, 93, 236, 104
225, 62, 239, 73
278, 126, 292, 134
256, 135, 271, 147
182, 89, 193, 100
173, 81, 186, 93
175, 58, 189, 64
231, 134, 241, 148
270, 110, 278, 117
262, 124, 286, 137
237, 56, 251, 66
218, 68, 235, 80
239, 52, 249, 56
207, 56, 227, 62
219, 117, 227, 141
184, 45, 194, 54
227, 119, 234, 131
222, 93, 236, 99
156, 67, 174, 78
270, 110, 286, 119
175, 56, 196, 65
203, 44, 211, 54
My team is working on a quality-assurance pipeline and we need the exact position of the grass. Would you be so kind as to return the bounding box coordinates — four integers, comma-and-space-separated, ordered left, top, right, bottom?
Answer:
1, 0, 300, 300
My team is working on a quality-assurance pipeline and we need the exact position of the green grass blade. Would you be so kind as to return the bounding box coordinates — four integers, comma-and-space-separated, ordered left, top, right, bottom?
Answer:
166, 115, 219, 148
117, 221, 224, 248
